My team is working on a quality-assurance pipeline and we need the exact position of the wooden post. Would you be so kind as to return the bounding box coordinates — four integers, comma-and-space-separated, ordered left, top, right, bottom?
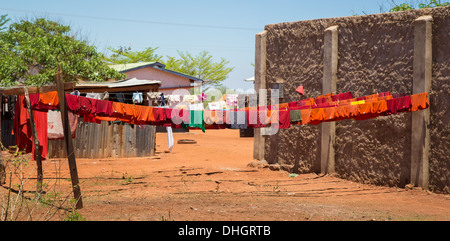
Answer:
0, 95, 5, 185
23, 88, 44, 195
319, 25, 339, 174
253, 30, 267, 161
411, 16, 432, 189
55, 67, 83, 209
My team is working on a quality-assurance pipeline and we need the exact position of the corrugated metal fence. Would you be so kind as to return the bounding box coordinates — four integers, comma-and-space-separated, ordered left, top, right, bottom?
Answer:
48, 118, 156, 159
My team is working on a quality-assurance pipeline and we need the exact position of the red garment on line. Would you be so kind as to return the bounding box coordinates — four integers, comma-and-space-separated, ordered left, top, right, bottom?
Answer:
386, 96, 412, 115
12, 95, 48, 161
331, 92, 353, 102
94, 99, 113, 117
65, 94, 79, 112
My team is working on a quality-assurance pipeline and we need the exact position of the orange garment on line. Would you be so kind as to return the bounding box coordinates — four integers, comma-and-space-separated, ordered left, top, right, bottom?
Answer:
309, 108, 326, 125
364, 94, 379, 100
299, 98, 315, 107
133, 105, 153, 124
122, 103, 135, 117
334, 105, 350, 121
339, 98, 357, 104
347, 104, 359, 118
300, 109, 311, 125
39, 91, 59, 107
409, 92, 429, 112
371, 100, 388, 114
204, 110, 226, 125
354, 101, 380, 120
275, 103, 289, 109
323, 106, 337, 122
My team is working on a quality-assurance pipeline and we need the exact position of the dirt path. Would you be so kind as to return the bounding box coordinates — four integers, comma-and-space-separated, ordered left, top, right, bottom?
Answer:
6, 129, 449, 221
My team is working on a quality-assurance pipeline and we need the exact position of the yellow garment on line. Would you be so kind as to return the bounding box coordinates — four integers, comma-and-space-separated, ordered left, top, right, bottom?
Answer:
350, 100, 365, 105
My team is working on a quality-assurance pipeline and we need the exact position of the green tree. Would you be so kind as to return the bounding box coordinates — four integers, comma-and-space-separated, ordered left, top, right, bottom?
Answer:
103, 46, 163, 64
0, 18, 125, 87
165, 50, 234, 89
0, 14, 10, 31
389, 0, 449, 12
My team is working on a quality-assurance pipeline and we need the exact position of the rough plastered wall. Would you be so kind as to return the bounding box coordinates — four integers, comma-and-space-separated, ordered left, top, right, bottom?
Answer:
263, 6, 450, 193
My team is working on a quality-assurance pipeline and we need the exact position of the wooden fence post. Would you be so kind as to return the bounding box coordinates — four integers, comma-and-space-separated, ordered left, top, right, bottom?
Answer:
23, 88, 44, 195
55, 67, 83, 209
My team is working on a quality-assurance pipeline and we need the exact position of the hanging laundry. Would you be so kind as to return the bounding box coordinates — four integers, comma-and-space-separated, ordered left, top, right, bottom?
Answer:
204, 110, 221, 125
189, 103, 204, 111
86, 92, 101, 100
290, 108, 302, 124
150, 107, 167, 125
167, 95, 181, 105
101, 91, 110, 100
198, 93, 207, 102
378, 92, 390, 97
47, 110, 78, 140
208, 101, 227, 110
157, 93, 166, 106
133, 105, 152, 125
70, 90, 80, 96
169, 108, 189, 126
95, 99, 113, 117
188, 110, 205, 132
351, 100, 365, 105
409, 92, 429, 112
226, 94, 239, 107
65, 93, 79, 112
115, 92, 126, 103
12, 95, 48, 161
132, 92, 143, 104
386, 95, 412, 115
167, 126, 174, 151
227, 110, 247, 129
331, 92, 353, 102
309, 108, 326, 125
183, 95, 199, 104
76, 96, 96, 116
39, 91, 59, 107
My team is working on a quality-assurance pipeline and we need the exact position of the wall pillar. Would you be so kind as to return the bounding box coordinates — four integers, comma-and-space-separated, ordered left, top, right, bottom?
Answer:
411, 16, 432, 189
319, 26, 338, 174
253, 30, 267, 161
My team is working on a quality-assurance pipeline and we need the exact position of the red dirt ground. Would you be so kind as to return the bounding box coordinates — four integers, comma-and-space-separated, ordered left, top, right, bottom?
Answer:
3, 129, 449, 221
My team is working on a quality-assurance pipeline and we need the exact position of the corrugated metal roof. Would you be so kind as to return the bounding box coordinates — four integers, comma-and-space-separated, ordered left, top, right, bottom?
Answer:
108, 62, 204, 83
77, 78, 161, 88
108, 62, 160, 72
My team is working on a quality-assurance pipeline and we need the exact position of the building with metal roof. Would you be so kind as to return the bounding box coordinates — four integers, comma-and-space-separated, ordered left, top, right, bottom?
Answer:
108, 62, 203, 94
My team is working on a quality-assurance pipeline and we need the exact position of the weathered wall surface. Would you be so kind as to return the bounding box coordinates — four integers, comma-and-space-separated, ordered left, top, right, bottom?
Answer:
263, 7, 449, 193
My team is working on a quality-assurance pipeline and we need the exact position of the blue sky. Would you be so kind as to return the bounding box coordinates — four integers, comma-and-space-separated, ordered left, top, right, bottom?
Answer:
0, 0, 390, 91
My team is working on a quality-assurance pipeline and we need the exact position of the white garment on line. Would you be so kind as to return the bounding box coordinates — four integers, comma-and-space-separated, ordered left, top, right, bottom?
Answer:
167, 127, 174, 151
86, 92, 101, 99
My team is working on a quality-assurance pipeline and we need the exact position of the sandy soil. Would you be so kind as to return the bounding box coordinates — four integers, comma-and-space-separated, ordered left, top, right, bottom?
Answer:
2, 129, 449, 221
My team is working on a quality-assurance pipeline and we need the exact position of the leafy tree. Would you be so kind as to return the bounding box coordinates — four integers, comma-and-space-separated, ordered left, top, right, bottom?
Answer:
0, 14, 10, 31
103, 46, 163, 64
0, 18, 125, 87
165, 50, 234, 89
389, 0, 449, 12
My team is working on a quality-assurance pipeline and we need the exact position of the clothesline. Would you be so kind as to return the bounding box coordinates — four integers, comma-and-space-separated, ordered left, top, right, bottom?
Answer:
36, 90, 428, 129
12, 90, 429, 161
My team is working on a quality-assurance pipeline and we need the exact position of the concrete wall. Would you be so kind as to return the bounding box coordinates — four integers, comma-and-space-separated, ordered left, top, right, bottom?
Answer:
260, 7, 450, 193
